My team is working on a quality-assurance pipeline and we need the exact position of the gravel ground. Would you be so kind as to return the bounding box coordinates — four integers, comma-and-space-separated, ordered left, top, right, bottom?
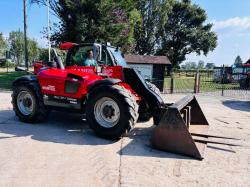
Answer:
0, 91, 249, 187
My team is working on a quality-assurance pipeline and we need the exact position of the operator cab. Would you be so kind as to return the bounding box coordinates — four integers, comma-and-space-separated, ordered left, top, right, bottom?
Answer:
65, 43, 127, 67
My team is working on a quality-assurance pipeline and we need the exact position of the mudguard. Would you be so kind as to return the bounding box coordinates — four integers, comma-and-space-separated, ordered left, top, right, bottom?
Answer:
87, 78, 121, 92
12, 75, 38, 86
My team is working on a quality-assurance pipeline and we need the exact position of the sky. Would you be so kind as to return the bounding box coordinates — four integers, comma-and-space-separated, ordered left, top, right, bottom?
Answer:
188, 0, 250, 66
0, 0, 250, 66
0, 0, 56, 47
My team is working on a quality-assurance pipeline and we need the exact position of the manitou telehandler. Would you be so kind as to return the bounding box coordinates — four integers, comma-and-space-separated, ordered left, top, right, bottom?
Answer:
12, 42, 238, 160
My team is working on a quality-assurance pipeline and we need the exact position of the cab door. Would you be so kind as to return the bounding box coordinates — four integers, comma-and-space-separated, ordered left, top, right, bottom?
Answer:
99, 48, 123, 80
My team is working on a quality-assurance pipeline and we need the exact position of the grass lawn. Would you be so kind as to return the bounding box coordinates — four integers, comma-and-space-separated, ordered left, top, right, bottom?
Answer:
0, 72, 27, 90
199, 77, 240, 92
164, 76, 240, 92
164, 77, 195, 91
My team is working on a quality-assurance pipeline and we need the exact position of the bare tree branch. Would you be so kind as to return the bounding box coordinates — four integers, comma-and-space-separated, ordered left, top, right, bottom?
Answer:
29, 0, 61, 18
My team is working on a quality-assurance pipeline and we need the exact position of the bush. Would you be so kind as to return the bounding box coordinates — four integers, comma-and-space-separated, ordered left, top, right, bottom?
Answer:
0, 59, 16, 68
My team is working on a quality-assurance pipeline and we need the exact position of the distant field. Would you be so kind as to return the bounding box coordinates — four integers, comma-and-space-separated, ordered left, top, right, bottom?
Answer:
0, 72, 27, 90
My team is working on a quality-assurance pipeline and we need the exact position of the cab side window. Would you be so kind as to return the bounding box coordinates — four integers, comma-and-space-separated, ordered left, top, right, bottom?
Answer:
100, 50, 113, 66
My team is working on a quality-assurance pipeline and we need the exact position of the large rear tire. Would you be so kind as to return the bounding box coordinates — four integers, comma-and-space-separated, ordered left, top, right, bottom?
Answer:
12, 82, 48, 123
86, 84, 139, 140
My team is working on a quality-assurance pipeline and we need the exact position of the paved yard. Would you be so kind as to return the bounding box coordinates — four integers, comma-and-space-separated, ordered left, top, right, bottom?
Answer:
0, 92, 249, 187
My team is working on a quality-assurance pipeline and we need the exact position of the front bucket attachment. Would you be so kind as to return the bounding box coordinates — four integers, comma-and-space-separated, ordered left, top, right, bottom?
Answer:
151, 95, 209, 160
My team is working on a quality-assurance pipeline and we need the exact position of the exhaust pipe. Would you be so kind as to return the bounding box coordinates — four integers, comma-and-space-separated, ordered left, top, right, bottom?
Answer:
151, 95, 239, 160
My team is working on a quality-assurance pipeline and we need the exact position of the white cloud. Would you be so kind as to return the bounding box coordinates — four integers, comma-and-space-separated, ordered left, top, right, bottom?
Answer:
212, 17, 250, 31
2, 32, 9, 39
33, 36, 48, 48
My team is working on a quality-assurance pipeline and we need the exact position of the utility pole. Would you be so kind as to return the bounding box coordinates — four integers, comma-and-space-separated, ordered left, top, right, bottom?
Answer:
47, 0, 51, 61
23, 0, 29, 71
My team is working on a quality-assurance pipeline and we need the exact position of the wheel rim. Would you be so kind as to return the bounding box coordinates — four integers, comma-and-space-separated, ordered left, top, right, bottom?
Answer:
17, 91, 34, 116
94, 97, 120, 128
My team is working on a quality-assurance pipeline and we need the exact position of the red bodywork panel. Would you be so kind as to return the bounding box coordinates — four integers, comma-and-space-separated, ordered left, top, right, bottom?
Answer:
35, 62, 124, 81
37, 67, 140, 101
66, 66, 96, 74
34, 61, 45, 75
34, 58, 140, 101
59, 42, 78, 50
66, 65, 124, 80
243, 64, 250, 68
102, 66, 124, 80
38, 68, 102, 99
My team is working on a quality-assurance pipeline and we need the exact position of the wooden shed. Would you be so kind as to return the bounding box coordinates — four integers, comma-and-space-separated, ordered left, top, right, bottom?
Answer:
125, 55, 172, 91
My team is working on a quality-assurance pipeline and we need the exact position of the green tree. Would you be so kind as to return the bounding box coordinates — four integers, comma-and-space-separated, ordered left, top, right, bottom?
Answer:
0, 33, 7, 57
181, 61, 197, 69
31, 0, 140, 52
197, 60, 205, 69
234, 55, 243, 67
134, 0, 172, 55
205, 62, 215, 69
9, 30, 24, 65
27, 39, 39, 64
38, 48, 67, 64
157, 0, 217, 67
9, 30, 40, 66
38, 48, 49, 64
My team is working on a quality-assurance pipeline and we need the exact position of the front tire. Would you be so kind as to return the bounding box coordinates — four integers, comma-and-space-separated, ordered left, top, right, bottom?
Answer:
12, 82, 48, 123
86, 84, 139, 140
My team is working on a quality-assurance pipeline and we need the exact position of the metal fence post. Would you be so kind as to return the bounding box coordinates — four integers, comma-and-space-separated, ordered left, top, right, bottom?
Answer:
198, 74, 201, 93
194, 72, 200, 93
170, 73, 174, 94
222, 65, 225, 96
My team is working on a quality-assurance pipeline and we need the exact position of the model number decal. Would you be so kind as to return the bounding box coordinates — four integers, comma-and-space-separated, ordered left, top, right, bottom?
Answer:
72, 68, 95, 73
42, 85, 56, 92
103, 69, 113, 74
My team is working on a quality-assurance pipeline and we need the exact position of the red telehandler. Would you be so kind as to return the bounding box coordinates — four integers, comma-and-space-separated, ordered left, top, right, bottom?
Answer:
12, 42, 238, 160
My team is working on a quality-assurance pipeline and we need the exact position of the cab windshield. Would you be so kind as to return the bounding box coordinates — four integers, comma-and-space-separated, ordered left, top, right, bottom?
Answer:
107, 47, 127, 67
